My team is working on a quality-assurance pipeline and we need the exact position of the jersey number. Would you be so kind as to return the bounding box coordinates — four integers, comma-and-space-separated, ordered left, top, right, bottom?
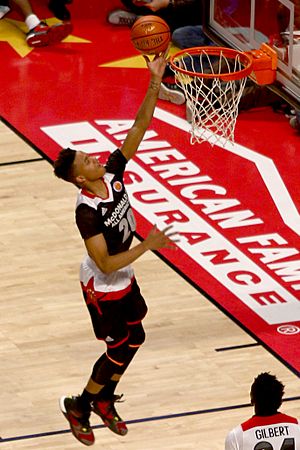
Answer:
254, 438, 295, 450
119, 209, 136, 243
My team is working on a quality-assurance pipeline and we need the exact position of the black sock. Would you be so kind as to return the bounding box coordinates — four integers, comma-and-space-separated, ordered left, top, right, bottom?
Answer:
77, 389, 96, 414
96, 380, 118, 400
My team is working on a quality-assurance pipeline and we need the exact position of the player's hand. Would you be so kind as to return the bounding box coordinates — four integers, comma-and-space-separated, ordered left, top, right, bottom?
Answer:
143, 224, 179, 251
143, 45, 170, 80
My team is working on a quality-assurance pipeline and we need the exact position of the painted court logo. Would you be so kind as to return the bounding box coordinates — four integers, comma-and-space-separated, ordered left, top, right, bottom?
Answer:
41, 112, 300, 374
277, 325, 300, 335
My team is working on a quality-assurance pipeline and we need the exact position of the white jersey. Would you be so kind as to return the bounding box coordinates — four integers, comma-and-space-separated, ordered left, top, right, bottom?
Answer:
225, 413, 300, 450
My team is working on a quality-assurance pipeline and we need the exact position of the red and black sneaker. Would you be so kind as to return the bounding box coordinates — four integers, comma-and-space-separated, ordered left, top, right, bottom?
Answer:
60, 396, 95, 446
49, 21, 72, 45
92, 394, 128, 436
26, 21, 72, 47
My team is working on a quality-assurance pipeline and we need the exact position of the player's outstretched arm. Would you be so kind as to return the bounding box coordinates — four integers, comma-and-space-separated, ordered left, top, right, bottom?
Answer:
120, 47, 169, 162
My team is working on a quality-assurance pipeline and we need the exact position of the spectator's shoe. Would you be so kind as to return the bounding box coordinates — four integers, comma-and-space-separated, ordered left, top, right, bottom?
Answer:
26, 21, 72, 47
0, 5, 10, 19
48, 0, 71, 21
290, 114, 300, 131
158, 82, 186, 105
60, 396, 95, 446
26, 22, 51, 47
108, 9, 138, 26
92, 395, 128, 436
49, 21, 72, 44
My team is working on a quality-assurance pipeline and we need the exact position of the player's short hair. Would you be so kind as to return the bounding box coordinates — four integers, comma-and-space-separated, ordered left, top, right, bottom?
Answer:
53, 148, 77, 184
250, 372, 285, 415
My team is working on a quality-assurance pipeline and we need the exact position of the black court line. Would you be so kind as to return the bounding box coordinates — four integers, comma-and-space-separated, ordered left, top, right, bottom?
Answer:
1, 397, 299, 443
0, 157, 44, 167
1, 116, 53, 164
147, 241, 300, 378
215, 343, 260, 352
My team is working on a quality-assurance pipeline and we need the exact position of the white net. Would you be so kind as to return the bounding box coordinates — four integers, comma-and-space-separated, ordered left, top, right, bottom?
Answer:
171, 48, 249, 146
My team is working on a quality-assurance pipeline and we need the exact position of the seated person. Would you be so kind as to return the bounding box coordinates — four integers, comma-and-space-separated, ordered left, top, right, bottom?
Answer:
108, 0, 202, 31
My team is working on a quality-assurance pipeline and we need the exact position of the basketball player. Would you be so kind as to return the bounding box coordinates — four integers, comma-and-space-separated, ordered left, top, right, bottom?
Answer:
225, 372, 300, 450
53, 48, 178, 446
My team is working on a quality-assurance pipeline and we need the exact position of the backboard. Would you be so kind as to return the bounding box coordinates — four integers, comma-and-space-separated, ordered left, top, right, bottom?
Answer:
203, 0, 300, 108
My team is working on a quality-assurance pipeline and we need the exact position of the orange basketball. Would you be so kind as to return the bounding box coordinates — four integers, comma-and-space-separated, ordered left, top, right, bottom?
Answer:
130, 15, 170, 55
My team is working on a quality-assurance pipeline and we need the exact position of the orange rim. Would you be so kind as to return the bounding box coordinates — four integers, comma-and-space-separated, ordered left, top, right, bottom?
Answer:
170, 46, 253, 81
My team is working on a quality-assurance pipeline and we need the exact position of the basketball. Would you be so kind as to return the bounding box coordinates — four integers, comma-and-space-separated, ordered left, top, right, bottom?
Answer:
130, 15, 170, 55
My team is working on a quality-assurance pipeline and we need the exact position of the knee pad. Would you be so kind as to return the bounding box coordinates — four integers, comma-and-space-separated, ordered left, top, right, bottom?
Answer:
128, 322, 146, 347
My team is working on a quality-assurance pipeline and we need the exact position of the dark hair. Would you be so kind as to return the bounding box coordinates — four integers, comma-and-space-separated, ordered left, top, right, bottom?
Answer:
53, 148, 77, 183
251, 372, 285, 416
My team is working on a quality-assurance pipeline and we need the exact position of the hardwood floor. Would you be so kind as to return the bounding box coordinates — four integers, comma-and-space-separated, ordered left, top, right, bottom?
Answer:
0, 120, 299, 449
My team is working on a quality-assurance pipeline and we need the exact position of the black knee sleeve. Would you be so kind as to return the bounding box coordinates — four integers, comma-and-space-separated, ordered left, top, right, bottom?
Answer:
106, 337, 132, 366
128, 322, 146, 347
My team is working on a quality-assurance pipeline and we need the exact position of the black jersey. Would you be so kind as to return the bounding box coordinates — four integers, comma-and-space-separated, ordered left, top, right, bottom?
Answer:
76, 149, 136, 255
76, 149, 136, 298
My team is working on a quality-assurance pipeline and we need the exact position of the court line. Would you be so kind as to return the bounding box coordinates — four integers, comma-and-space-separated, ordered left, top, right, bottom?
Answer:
1, 397, 299, 443
215, 343, 260, 351
149, 242, 300, 378
0, 157, 44, 167
1, 116, 53, 164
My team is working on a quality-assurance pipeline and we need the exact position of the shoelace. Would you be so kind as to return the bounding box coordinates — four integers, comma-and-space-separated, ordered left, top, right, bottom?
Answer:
94, 394, 125, 412
113, 394, 124, 403
119, 17, 136, 25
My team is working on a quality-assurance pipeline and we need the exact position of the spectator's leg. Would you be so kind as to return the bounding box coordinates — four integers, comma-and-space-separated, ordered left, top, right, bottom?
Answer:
172, 25, 214, 50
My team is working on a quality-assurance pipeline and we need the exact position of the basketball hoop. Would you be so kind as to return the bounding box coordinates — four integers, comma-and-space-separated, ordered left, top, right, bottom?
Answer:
169, 46, 260, 146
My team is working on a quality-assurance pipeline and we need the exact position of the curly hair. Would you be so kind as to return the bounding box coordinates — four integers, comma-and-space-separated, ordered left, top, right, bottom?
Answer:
53, 148, 77, 183
251, 372, 285, 416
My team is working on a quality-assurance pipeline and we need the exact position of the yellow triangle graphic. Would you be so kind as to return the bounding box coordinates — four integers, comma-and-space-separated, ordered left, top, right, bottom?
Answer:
101, 54, 145, 68
99, 45, 180, 69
